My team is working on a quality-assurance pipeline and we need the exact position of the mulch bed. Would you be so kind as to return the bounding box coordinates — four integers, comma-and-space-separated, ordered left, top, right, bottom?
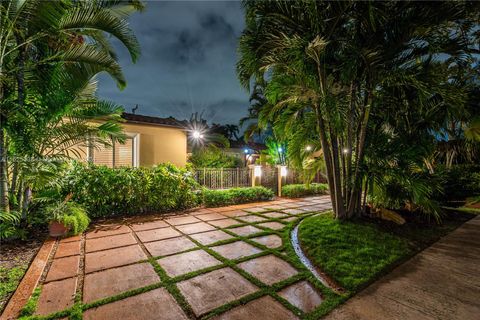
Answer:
0, 236, 45, 312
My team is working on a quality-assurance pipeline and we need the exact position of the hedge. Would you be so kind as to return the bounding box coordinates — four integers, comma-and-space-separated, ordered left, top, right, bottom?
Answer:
203, 187, 274, 207
59, 162, 200, 218
281, 183, 329, 198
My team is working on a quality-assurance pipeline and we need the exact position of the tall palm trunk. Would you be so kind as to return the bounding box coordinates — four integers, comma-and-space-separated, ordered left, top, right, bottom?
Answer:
0, 124, 9, 213
314, 103, 337, 213
347, 92, 372, 216
330, 131, 346, 219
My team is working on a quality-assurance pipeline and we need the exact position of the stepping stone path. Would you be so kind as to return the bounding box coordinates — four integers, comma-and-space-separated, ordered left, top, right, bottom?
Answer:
8, 195, 333, 320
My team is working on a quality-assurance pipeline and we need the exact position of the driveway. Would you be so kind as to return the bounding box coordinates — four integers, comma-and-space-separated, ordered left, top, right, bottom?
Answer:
3, 196, 332, 320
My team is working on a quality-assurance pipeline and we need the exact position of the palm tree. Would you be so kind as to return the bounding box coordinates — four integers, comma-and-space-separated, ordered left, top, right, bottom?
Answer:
237, 0, 479, 219
0, 0, 143, 212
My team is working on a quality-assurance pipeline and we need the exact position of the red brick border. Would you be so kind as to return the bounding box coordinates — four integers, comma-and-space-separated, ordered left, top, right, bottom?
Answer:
1, 238, 56, 320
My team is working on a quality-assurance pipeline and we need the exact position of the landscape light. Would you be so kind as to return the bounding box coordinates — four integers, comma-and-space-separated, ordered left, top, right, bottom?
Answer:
280, 166, 287, 177
305, 145, 312, 151
343, 148, 349, 154
278, 147, 283, 152
254, 165, 262, 177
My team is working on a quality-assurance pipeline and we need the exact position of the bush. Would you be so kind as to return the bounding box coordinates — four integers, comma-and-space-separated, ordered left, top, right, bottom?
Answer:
56, 162, 200, 218
282, 183, 329, 198
189, 146, 242, 168
203, 187, 274, 207
435, 165, 480, 201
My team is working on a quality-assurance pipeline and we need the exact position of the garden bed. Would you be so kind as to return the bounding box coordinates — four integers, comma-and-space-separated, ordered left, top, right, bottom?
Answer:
0, 238, 44, 313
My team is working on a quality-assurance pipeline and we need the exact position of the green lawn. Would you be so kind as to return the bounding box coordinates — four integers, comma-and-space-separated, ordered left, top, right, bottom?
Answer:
298, 211, 474, 295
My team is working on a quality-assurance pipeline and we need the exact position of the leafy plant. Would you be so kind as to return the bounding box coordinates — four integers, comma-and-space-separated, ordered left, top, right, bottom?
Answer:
189, 146, 242, 168
0, 210, 25, 240
45, 198, 90, 235
53, 162, 201, 218
282, 183, 329, 198
203, 187, 274, 207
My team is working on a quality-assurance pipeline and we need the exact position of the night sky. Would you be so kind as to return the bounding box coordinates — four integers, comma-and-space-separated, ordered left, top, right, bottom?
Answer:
97, 0, 249, 126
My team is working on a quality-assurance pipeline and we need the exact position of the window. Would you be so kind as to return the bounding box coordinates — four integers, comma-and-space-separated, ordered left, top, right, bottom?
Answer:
88, 134, 139, 167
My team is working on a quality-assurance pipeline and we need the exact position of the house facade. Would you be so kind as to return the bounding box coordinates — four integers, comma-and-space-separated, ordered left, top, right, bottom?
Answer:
81, 113, 188, 168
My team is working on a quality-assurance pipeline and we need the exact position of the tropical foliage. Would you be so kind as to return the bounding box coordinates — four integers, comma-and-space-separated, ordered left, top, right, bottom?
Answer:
46, 162, 201, 218
237, 0, 480, 220
44, 198, 90, 235
0, 0, 142, 234
189, 146, 243, 168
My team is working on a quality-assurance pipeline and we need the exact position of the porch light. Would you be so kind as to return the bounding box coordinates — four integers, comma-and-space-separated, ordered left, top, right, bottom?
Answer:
254, 165, 262, 177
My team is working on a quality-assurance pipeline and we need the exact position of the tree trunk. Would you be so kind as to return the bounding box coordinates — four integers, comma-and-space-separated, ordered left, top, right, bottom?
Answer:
330, 130, 346, 219
314, 103, 337, 214
0, 125, 9, 213
347, 92, 372, 216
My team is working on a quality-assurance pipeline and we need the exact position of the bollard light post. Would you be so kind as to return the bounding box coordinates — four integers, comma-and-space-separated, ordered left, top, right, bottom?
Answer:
277, 165, 287, 197
249, 165, 262, 187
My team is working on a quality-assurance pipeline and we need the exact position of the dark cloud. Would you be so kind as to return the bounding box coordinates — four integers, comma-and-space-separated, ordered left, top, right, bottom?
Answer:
97, 1, 250, 126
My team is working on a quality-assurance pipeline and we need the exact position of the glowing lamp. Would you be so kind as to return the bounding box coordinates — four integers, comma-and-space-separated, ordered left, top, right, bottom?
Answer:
280, 166, 287, 177
305, 145, 312, 151
192, 131, 201, 139
254, 165, 262, 177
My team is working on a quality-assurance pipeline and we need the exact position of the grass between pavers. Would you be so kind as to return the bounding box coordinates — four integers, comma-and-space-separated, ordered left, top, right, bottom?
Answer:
18, 204, 339, 320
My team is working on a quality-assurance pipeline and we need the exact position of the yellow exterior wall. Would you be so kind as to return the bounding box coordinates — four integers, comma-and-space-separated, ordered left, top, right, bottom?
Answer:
122, 122, 187, 167
72, 122, 187, 168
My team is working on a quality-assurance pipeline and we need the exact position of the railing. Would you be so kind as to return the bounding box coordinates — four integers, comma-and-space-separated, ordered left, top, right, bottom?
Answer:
194, 168, 251, 189
194, 167, 326, 190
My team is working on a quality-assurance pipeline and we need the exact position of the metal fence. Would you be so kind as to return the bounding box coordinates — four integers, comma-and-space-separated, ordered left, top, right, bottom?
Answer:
194, 167, 326, 190
194, 168, 251, 189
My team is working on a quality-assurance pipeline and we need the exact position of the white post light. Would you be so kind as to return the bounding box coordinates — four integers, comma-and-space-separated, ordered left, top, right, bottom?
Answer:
254, 165, 262, 177
277, 165, 287, 197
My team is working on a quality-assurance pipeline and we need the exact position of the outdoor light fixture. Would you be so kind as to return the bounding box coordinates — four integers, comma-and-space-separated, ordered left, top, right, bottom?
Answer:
244, 149, 249, 154
278, 147, 283, 152
192, 130, 201, 139
280, 166, 287, 177
254, 165, 262, 177
305, 145, 312, 151
343, 148, 349, 154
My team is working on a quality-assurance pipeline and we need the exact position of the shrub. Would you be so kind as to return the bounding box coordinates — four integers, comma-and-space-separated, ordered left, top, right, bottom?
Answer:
435, 165, 480, 201
189, 146, 242, 168
281, 183, 329, 198
56, 162, 200, 218
203, 187, 274, 207
45, 200, 90, 235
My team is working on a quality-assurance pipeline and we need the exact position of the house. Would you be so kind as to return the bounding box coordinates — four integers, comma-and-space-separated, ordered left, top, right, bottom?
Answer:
83, 113, 188, 168
225, 140, 266, 166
